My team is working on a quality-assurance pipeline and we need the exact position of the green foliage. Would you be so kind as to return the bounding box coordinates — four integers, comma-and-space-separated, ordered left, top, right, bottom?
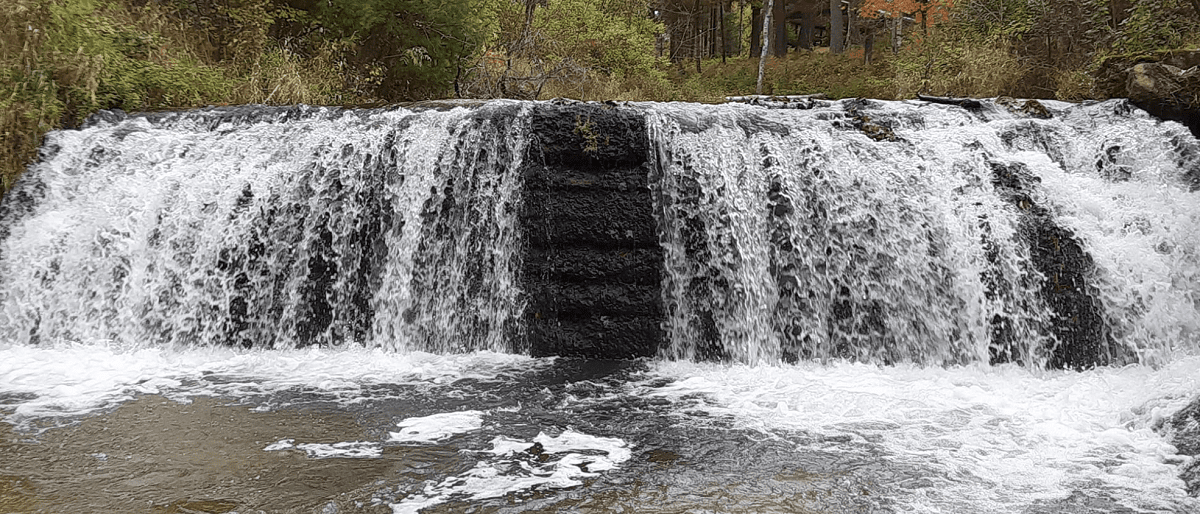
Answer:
889, 22, 1025, 98
533, 0, 664, 77
955, 0, 1045, 39
310, 0, 498, 101
1, 0, 53, 193
1110, 0, 1200, 55
0, 0, 357, 198
471, 0, 670, 101
40, 0, 236, 117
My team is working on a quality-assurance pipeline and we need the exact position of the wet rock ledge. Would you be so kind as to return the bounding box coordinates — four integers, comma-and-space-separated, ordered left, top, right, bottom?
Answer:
520, 103, 664, 358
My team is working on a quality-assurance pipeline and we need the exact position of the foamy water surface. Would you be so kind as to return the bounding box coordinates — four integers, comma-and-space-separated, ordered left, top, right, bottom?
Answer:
2, 342, 1198, 512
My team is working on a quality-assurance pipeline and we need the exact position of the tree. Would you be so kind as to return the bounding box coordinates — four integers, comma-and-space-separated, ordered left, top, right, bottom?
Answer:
757, 0, 773, 93
859, 0, 953, 52
830, 0, 845, 53
306, 0, 497, 101
532, 0, 662, 76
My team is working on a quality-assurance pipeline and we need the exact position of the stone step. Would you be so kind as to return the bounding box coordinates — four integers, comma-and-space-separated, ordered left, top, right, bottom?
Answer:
523, 188, 655, 246
525, 247, 660, 284
526, 315, 662, 359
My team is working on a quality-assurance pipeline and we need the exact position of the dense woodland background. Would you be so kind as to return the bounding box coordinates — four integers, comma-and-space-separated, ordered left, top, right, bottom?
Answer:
2, 0, 1199, 195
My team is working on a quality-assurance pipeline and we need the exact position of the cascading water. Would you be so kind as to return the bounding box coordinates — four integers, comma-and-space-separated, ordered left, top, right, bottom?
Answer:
0, 102, 530, 353
1, 99, 1199, 514
648, 98, 1200, 368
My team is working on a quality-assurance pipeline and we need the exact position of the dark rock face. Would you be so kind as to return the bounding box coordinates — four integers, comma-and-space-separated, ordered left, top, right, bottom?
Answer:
988, 160, 1131, 369
520, 103, 664, 358
1158, 396, 1200, 496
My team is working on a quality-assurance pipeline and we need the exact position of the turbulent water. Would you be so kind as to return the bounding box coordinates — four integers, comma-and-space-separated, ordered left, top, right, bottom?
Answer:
2, 345, 1198, 513
648, 98, 1200, 366
1, 98, 1199, 513
0, 102, 530, 352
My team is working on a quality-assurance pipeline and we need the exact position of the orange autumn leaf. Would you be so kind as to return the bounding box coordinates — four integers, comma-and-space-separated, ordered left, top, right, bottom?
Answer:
860, 0, 953, 20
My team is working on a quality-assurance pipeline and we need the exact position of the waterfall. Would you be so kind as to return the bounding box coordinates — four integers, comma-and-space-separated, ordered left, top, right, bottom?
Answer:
0, 102, 531, 352
648, 98, 1200, 367
2, 97, 1199, 514
1, 98, 1197, 368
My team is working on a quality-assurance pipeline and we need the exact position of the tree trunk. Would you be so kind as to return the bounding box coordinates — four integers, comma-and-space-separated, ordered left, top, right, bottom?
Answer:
515, 0, 537, 58
891, 15, 901, 53
757, 0, 774, 94
830, 0, 845, 54
710, 7, 718, 58
773, 0, 788, 57
848, 4, 859, 49
863, 30, 874, 65
695, 0, 702, 73
799, 9, 815, 50
750, 6, 763, 59
720, 3, 727, 62
738, 1, 744, 55
1110, 0, 1132, 28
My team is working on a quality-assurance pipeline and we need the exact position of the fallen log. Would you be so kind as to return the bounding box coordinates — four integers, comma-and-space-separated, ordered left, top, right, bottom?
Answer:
916, 94, 983, 110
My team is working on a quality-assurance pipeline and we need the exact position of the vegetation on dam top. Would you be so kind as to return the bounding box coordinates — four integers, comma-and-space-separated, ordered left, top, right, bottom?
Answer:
2, 0, 1199, 197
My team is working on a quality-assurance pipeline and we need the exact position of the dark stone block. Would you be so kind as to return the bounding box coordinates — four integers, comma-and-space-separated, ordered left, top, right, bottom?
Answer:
523, 188, 656, 246
529, 103, 648, 166
526, 247, 661, 284
527, 315, 663, 359
520, 102, 663, 359
523, 163, 651, 192
529, 283, 662, 317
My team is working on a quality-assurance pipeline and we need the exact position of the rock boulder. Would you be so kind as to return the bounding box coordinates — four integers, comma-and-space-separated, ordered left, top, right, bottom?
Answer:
1159, 396, 1200, 495
1097, 50, 1200, 137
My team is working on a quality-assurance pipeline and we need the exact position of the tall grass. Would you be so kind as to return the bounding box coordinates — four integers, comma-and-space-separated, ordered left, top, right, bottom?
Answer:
0, 0, 361, 198
1, 0, 58, 194
890, 27, 1026, 99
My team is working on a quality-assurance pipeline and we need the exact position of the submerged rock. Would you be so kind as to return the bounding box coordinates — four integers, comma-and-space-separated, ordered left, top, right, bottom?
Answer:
1158, 396, 1200, 496
853, 114, 898, 142
995, 97, 1052, 119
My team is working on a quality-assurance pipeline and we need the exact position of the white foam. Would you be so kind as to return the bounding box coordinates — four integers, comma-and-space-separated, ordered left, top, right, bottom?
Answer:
390, 429, 633, 513
0, 343, 539, 428
263, 439, 296, 451
645, 357, 1200, 512
263, 439, 382, 459
389, 410, 484, 443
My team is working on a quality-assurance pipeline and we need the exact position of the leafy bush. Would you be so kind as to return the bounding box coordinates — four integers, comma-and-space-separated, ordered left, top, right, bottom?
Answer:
890, 24, 1025, 98
306, 0, 496, 101
0, 0, 357, 198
